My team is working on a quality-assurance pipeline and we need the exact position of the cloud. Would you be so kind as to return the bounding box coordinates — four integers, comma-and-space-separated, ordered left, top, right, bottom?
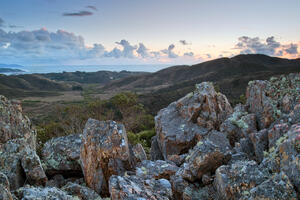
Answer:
284, 43, 298, 55
161, 44, 178, 58
184, 52, 194, 57
87, 6, 97, 11
137, 43, 150, 58
235, 36, 281, 55
63, 11, 93, 17
179, 40, 190, 45
235, 36, 299, 57
114, 39, 137, 58
0, 18, 4, 27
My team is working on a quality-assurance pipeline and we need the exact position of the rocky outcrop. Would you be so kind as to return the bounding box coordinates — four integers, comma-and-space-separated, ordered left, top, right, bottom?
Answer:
42, 134, 82, 176
0, 96, 47, 190
109, 175, 172, 200
155, 82, 233, 160
246, 74, 300, 129
80, 119, 136, 196
132, 143, 147, 162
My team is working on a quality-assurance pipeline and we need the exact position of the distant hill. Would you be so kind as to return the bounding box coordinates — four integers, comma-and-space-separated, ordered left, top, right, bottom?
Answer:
40, 70, 149, 84
103, 54, 300, 114
0, 68, 25, 73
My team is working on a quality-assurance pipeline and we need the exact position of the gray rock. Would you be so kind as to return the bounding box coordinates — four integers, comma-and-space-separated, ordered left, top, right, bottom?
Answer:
15, 186, 74, 200
109, 175, 172, 200
136, 160, 179, 180
132, 143, 147, 162
42, 134, 82, 176
0, 172, 13, 200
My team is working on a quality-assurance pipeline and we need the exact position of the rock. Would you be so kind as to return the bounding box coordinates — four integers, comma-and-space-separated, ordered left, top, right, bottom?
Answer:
80, 119, 136, 196
15, 186, 75, 200
246, 74, 300, 129
278, 123, 300, 192
220, 104, 257, 146
21, 148, 47, 186
136, 160, 179, 180
214, 160, 270, 200
42, 134, 82, 176
46, 174, 66, 188
62, 182, 102, 200
268, 123, 289, 149
248, 172, 297, 200
150, 136, 164, 160
182, 185, 216, 200
0, 96, 36, 148
155, 82, 232, 160
250, 129, 268, 163
0, 172, 13, 200
233, 137, 255, 160
167, 154, 187, 166
132, 143, 147, 162
181, 131, 231, 182
288, 103, 300, 124
0, 138, 46, 190
0, 95, 46, 190
109, 175, 172, 200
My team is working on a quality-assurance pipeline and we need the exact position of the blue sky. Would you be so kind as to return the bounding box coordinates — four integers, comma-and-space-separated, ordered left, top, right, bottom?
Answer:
0, 0, 299, 66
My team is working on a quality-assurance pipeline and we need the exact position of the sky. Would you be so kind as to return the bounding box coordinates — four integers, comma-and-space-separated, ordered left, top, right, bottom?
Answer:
0, 0, 299, 66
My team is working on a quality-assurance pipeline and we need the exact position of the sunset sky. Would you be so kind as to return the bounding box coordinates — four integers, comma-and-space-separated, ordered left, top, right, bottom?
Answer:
0, 0, 299, 66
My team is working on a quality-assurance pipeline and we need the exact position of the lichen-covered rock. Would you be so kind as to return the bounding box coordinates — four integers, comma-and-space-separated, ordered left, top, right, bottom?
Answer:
0, 95, 46, 190
62, 182, 102, 200
0, 96, 36, 148
246, 74, 300, 129
80, 119, 136, 196
220, 104, 257, 146
248, 172, 297, 200
155, 82, 232, 160
136, 160, 179, 180
132, 143, 147, 162
214, 160, 270, 200
182, 185, 216, 200
15, 186, 75, 200
0, 138, 47, 190
167, 154, 187, 166
278, 123, 300, 192
0, 172, 13, 200
21, 148, 47, 186
42, 134, 82, 176
46, 174, 66, 188
109, 175, 172, 200
181, 131, 231, 182
268, 123, 289, 149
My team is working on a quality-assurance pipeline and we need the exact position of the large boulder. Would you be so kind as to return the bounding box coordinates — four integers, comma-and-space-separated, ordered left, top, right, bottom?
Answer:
109, 175, 172, 200
155, 82, 232, 160
181, 131, 231, 182
80, 119, 136, 196
246, 74, 300, 129
0, 96, 47, 190
42, 134, 82, 176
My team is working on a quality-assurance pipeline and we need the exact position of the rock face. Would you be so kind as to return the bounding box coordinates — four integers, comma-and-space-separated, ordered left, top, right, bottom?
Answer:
109, 175, 172, 200
80, 119, 136, 196
132, 143, 147, 162
62, 182, 102, 200
0, 96, 47, 191
155, 82, 233, 160
42, 134, 82, 176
